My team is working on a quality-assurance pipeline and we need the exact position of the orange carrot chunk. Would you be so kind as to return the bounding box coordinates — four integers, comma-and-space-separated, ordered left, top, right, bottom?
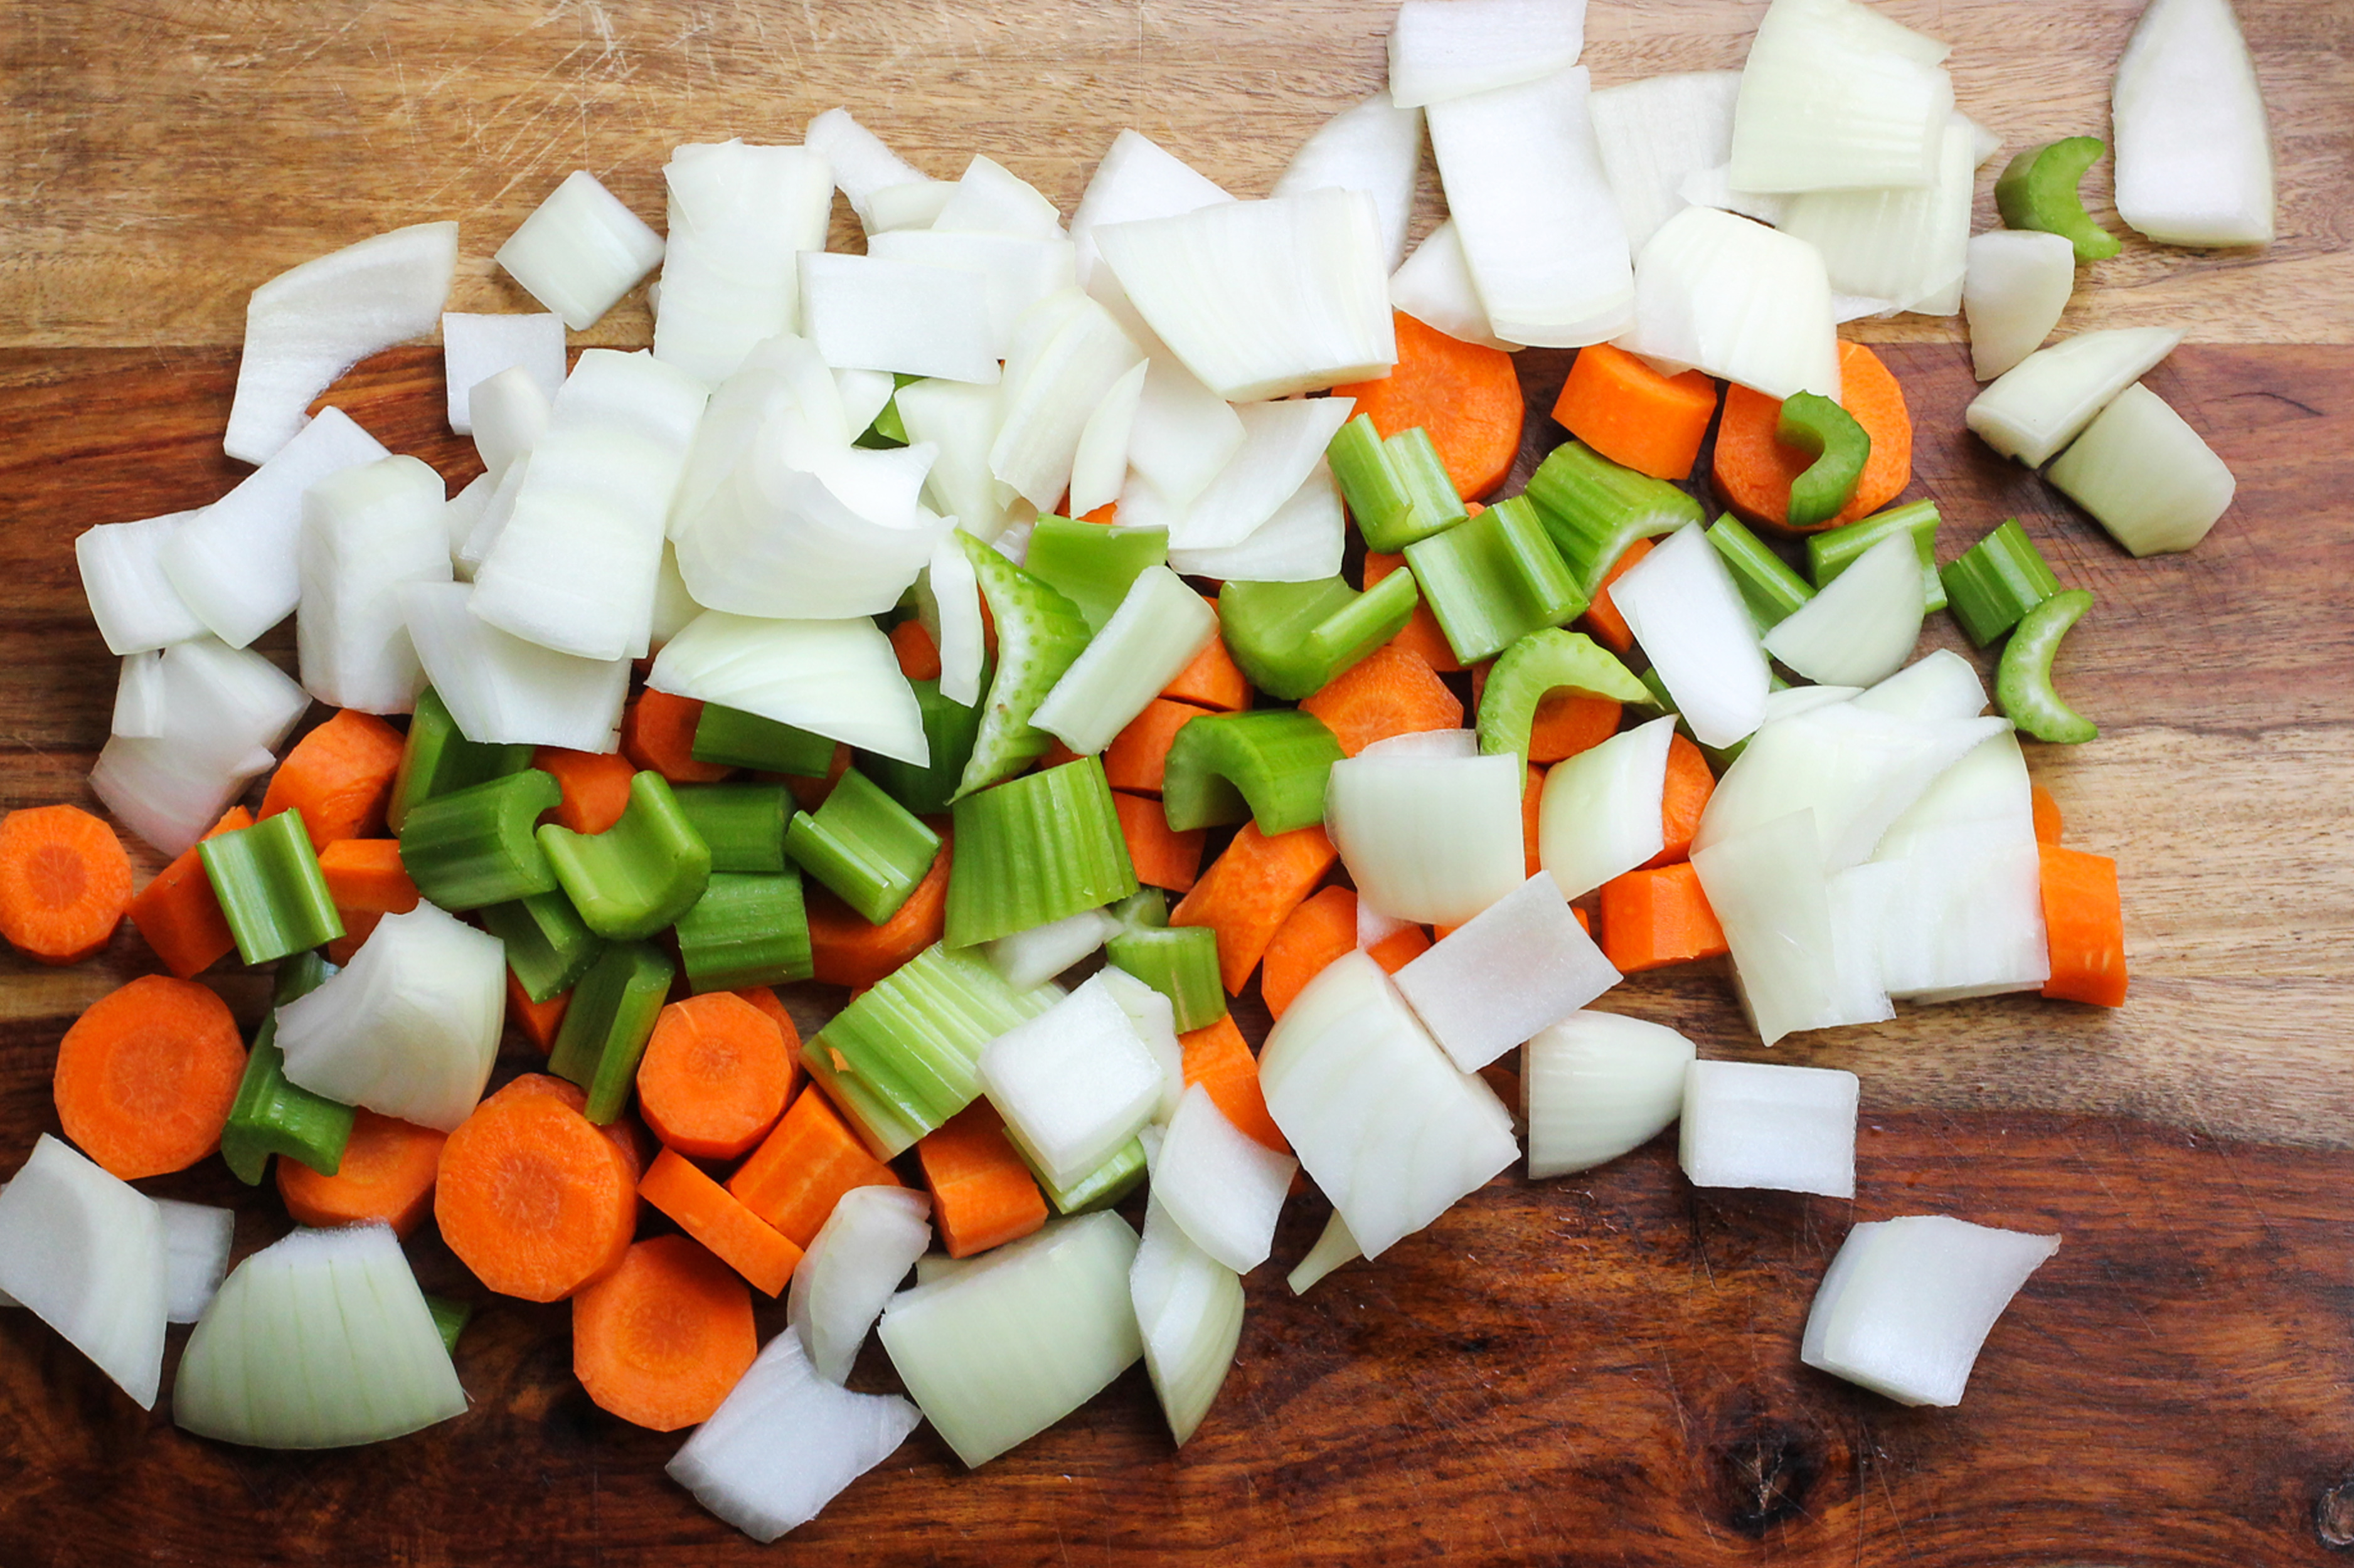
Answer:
1160, 625, 1253, 712
638, 1147, 806, 1297
635, 992, 795, 1162
125, 805, 252, 978
1179, 1015, 1289, 1155
258, 710, 408, 849
918, 1101, 1050, 1259
1579, 536, 1653, 656
52, 974, 245, 1180
1522, 763, 1545, 879
0, 803, 135, 966
1104, 698, 1213, 793
785, 743, 855, 811
622, 689, 734, 785
1362, 551, 1463, 674
1171, 821, 1339, 996
2031, 785, 2064, 845
275, 1109, 447, 1237
1528, 693, 1623, 766
572, 1235, 757, 1431
1598, 862, 1729, 973
324, 909, 381, 967
725, 1084, 903, 1249
1550, 344, 1720, 482
890, 619, 944, 681
1648, 734, 1717, 867
1112, 790, 1206, 894
316, 837, 420, 914
1331, 310, 1525, 501
1260, 886, 1360, 1020
1712, 341, 1913, 534
493, 1072, 647, 1184
533, 746, 639, 835
1365, 922, 1432, 972
507, 972, 571, 1052
731, 985, 806, 1106
435, 1079, 637, 1302
2038, 844, 2127, 1007
1298, 643, 1462, 757
807, 836, 950, 990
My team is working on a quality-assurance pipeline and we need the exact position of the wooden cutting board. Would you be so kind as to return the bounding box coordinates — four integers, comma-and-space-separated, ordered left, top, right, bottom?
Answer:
4, 1, 2353, 1562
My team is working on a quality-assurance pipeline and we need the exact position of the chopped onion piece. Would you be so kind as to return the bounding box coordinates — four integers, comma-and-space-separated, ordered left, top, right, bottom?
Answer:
1094, 967, 1185, 1125
1324, 747, 1525, 926
896, 376, 1015, 539
1068, 129, 1233, 290
1611, 522, 1769, 750
1358, 896, 1415, 953
398, 582, 629, 751
654, 140, 836, 384
921, 535, 986, 707
1259, 952, 1519, 1259
836, 369, 896, 437
649, 541, 702, 650
157, 1199, 234, 1325
442, 312, 565, 435
933, 154, 1066, 241
1274, 90, 1424, 270
1387, 0, 1586, 109
1537, 714, 1676, 900
1067, 360, 1148, 520
802, 254, 1000, 384
1124, 352, 1248, 505
1589, 72, 1744, 253
1130, 1199, 1245, 1444
650, 610, 926, 766
980, 975, 1165, 1190
2112, 0, 2274, 248
1680, 1058, 1859, 1198
878, 1212, 1142, 1468
1035, 567, 1218, 755
1802, 1214, 2060, 1406
1778, 116, 1976, 315
870, 180, 954, 230
1388, 221, 1519, 352
1523, 1011, 1696, 1179
1690, 808, 1889, 1043
90, 637, 311, 855
989, 290, 1144, 511
1619, 207, 1840, 400
225, 222, 458, 464
987, 906, 1120, 992
1964, 326, 2183, 467
1762, 531, 1925, 687
1139, 396, 1356, 552
789, 1186, 934, 1384
1152, 1084, 1297, 1274
469, 364, 551, 480
1675, 164, 1792, 230
111, 652, 166, 739
1728, 0, 1954, 194
1963, 231, 2076, 381
1853, 648, 1986, 724
2045, 381, 2235, 557
868, 230, 1080, 361
806, 107, 934, 231
1286, 1209, 1362, 1295
76, 510, 207, 655
1396, 872, 1621, 1071
1166, 461, 1346, 584
297, 455, 451, 713
0, 1135, 166, 1408
496, 171, 664, 331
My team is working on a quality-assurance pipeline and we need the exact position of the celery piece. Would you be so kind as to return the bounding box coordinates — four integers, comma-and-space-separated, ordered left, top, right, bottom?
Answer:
1941, 519, 2063, 647
397, 767, 562, 913
1028, 1135, 1149, 1216
1995, 588, 2098, 744
1159, 710, 1344, 835
1385, 427, 1469, 544
538, 771, 712, 941
1776, 393, 1872, 532
784, 767, 943, 925
1025, 516, 1171, 635
1402, 496, 1584, 665
385, 687, 535, 834
1217, 569, 1420, 702
1112, 888, 1169, 930
1808, 499, 1944, 613
945, 757, 1138, 950
1475, 628, 1653, 770
1995, 137, 2122, 263
1104, 923, 1225, 1033
803, 942, 1063, 1158
1706, 516, 1818, 633
423, 1295, 473, 1356
954, 530, 1095, 798
863, 678, 986, 818
200, 810, 346, 966
546, 940, 676, 1123
676, 871, 812, 992
855, 374, 921, 450
691, 701, 836, 777
477, 890, 604, 1004
220, 951, 353, 1185
1327, 413, 1417, 551
673, 782, 791, 874
1523, 438, 1704, 600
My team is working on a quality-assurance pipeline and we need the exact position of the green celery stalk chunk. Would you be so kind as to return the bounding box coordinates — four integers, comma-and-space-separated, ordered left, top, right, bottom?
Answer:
537, 771, 711, 942
1706, 516, 1818, 632
1159, 709, 1344, 835
1776, 392, 1873, 532
863, 677, 986, 818
397, 768, 562, 913
1996, 588, 2099, 744
690, 701, 836, 776
1026, 1135, 1148, 1216
477, 891, 604, 1004
1384, 426, 1469, 544
671, 781, 791, 874
1995, 137, 2123, 263
1523, 439, 1705, 600
385, 687, 535, 834
954, 531, 1095, 798
676, 871, 812, 992
1941, 518, 2063, 647
784, 768, 943, 926
1103, 923, 1225, 1033
1402, 495, 1584, 665
1475, 628, 1653, 770
855, 374, 921, 449
1327, 414, 1418, 551
546, 940, 676, 1124
1807, 499, 1944, 612
1217, 569, 1420, 702
945, 757, 1138, 950
1024, 516, 1171, 635
220, 950, 353, 1185
423, 1295, 474, 1355
1111, 888, 1169, 930
199, 810, 346, 966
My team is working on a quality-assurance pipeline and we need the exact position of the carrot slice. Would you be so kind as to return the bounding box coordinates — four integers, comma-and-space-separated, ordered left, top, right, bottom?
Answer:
507, 971, 571, 1052
731, 985, 806, 1106
1579, 535, 1653, 655
258, 710, 408, 849
2038, 844, 2127, 1007
2031, 784, 2064, 845
435, 1078, 637, 1301
622, 689, 734, 785
1648, 734, 1716, 867
572, 1235, 757, 1431
635, 992, 794, 1162
785, 743, 854, 811
638, 1147, 805, 1296
1160, 623, 1252, 712
1104, 698, 1212, 793
1522, 763, 1545, 879
0, 803, 134, 966
51, 974, 245, 1180
807, 835, 950, 989
275, 1109, 447, 1237
1550, 343, 1720, 482
1331, 310, 1525, 501
1363, 550, 1463, 673
1179, 1015, 1288, 1154
1711, 341, 1913, 534
1598, 862, 1727, 973
890, 619, 943, 681
316, 837, 420, 914
324, 908, 381, 967
1112, 790, 1206, 894
1365, 922, 1431, 972
493, 1072, 647, 1183
533, 746, 638, 835
1525, 692, 1622, 766
918, 1101, 1050, 1259
1171, 821, 1339, 996
125, 805, 252, 978
1260, 886, 1358, 1020
725, 1084, 902, 1248
1298, 642, 1462, 757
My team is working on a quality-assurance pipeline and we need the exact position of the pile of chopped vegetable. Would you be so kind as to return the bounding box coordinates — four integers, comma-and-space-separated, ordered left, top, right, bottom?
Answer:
0, 0, 2266, 1539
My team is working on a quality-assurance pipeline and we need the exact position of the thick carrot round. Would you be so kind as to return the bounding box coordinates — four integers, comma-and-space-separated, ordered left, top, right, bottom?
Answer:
0, 803, 134, 966
1599, 862, 1728, 973
635, 992, 794, 1162
1363, 552, 1462, 673
638, 1147, 805, 1297
259, 709, 408, 849
435, 1079, 637, 1301
731, 985, 805, 1106
1171, 821, 1339, 996
53, 974, 245, 1179
622, 689, 734, 785
1298, 643, 1461, 758
533, 746, 639, 835
1579, 536, 1653, 655
890, 619, 943, 681
572, 1234, 757, 1431
1712, 341, 1913, 534
1260, 886, 1358, 1020
1178, 1015, 1287, 1155
1332, 310, 1525, 501
1104, 698, 1212, 794
275, 1109, 447, 1236
2038, 844, 2127, 1007
493, 1071, 647, 1183
125, 805, 251, 979
316, 837, 420, 914
917, 1101, 1048, 1259
1647, 734, 1717, 867
807, 835, 949, 989
1550, 344, 1720, 482
1112, 790, 1205, 894
726, 1084, 903, 1248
